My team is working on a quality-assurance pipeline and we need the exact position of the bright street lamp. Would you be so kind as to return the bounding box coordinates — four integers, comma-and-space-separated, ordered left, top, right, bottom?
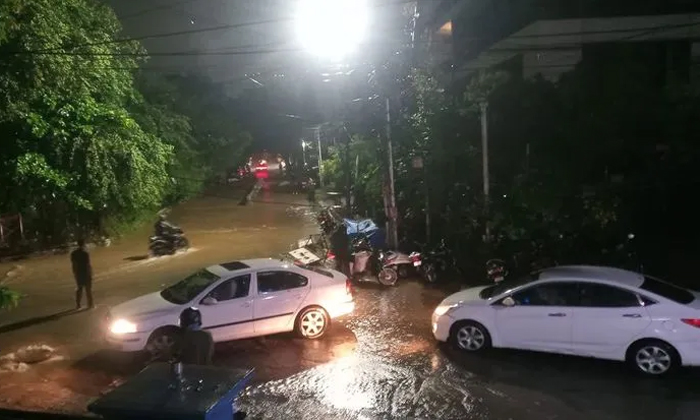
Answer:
294, 0, 369, 61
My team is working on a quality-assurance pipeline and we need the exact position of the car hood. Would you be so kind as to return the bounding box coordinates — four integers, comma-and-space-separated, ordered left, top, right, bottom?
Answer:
441, 286, 490, 306
110, 292, 180, 321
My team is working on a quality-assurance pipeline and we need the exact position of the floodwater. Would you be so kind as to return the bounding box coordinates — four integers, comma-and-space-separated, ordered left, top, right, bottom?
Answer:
1, 180, 700, 419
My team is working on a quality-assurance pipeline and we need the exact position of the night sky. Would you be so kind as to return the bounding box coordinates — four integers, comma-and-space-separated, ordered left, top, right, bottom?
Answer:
107, 0, 412, 153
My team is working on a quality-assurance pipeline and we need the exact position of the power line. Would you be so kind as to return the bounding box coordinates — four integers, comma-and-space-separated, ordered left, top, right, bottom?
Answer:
30, 0, 422, 53
119, 0, 202, 21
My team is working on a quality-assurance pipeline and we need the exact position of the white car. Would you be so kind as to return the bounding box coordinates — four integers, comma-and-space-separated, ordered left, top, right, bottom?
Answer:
106, 258, 355, 357
432, 265, 700, 375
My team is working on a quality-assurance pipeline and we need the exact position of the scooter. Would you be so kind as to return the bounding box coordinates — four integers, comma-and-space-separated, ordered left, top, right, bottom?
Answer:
149, 227, 189, 256
382, 250, 414, 278
350, 238, 399, 286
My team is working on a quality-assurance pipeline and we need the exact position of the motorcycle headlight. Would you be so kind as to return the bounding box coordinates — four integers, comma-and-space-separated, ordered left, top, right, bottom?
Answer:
434, 303, 458, 317
109, 319, 137, 335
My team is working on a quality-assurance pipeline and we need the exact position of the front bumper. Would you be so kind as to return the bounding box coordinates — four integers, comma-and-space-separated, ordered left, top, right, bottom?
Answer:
432, 312, 453, 342
105, 331, 149, 352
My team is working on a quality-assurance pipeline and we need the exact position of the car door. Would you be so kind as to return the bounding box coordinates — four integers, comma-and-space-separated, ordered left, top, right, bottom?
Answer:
572, 282, 651, 359
495, 281, 578, 354
253, 270, 310, 335
198, 274, 254, 342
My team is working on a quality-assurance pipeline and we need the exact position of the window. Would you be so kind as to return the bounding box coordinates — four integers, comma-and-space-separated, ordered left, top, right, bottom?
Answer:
257, 271, 309, 293
511, 282, 578, 306
578, 283, 641, 308
207, 275, 251, 302
640, 276, 695, 305
481, 271, 542, 299
161, 269, 221, 304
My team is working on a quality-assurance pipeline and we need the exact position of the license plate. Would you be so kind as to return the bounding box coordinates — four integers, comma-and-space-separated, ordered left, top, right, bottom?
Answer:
413, 261, 422, 267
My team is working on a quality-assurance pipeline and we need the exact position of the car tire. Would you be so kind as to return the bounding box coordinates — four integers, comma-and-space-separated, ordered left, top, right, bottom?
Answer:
145, 327, 181, 361
450, 320, 492, 352
626, 339, 680, 376
295, 306, 329, 339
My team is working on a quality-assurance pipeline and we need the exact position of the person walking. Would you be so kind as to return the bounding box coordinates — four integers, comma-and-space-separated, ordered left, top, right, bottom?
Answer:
71, 239, 94, 309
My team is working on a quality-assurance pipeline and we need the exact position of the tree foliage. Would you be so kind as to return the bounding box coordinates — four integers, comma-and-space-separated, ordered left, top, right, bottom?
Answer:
0, 0, 252, 246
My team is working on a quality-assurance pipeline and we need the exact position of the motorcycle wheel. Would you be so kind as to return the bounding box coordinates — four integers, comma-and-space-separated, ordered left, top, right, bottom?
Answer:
377, 267, 398, 286
424, 265, 438, 283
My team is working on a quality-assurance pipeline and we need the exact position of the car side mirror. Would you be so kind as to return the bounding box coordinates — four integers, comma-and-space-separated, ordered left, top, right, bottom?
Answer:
201, 296, 218, 306
501, 297, 516, 307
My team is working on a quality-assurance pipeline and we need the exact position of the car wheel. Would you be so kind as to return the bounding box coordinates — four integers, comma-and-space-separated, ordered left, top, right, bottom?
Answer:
451, 321, 491, 352
296, 307, 329, 339
377, 267, 398, 286
145, 327, 181, 361
627, 339, 679, 376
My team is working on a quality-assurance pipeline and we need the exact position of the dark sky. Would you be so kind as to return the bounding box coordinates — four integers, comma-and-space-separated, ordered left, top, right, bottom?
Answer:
107, 0, 413, 152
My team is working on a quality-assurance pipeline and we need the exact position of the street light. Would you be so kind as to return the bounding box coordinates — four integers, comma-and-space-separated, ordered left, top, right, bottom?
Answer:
294, 0, 369, 61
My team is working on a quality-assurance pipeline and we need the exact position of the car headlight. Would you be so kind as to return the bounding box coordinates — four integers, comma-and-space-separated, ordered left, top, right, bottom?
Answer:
434, 304, 458, 317
110, 319, 137, 335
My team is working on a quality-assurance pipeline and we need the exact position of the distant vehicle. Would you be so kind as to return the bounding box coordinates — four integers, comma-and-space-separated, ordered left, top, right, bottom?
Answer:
106, 258, 355, 359
253, 160, 268, 172
432, 265, 700, 376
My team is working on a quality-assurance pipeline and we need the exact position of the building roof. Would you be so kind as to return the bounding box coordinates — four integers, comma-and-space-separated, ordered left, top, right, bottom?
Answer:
458, 13, 700, 75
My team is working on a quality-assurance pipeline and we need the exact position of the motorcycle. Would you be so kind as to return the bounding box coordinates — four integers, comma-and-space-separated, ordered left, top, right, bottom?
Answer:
149, 227, 189, 256
350, 237, 399, 286
486, 258, 508, 283
412, 239, 457, 284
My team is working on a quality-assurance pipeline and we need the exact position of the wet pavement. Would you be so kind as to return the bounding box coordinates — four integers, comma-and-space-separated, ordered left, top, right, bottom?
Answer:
2, 181, 700, 419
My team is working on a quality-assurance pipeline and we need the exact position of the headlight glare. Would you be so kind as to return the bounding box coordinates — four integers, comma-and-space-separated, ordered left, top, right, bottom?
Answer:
110, 319, 137, 334
434, 304, 458, 317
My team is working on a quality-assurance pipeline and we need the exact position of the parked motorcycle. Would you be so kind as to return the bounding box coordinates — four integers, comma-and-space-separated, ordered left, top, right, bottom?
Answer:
350, 237, 399, 286
485, 258, 508, 283
412, 239, 457, 283
149, 227, 189, 256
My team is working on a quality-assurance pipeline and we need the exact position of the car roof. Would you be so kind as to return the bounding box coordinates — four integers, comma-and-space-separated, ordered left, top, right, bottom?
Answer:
539, 265, 644, 288
207, 258, 289, 276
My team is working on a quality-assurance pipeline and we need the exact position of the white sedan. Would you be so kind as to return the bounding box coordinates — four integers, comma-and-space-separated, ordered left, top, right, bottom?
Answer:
106, 258, 354, 357
433, 265, 700, 375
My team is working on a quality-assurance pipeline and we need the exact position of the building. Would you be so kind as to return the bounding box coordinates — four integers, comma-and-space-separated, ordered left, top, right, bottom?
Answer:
417, 0, 700, 85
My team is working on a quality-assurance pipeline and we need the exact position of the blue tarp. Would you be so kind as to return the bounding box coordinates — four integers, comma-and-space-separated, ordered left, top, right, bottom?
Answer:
343, 218, 386, 248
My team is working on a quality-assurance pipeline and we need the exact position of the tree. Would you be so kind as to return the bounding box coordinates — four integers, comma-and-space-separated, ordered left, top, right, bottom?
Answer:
0, 0, 173, 241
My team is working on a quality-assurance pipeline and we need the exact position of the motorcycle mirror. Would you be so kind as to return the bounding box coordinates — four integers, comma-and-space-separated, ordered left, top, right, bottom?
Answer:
201, 296, 218, 306
501, 297, 516, 307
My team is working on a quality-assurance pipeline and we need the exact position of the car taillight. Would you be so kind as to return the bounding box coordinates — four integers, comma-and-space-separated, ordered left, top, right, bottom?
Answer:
681, 319, 700, 328
345, 277, 353, 296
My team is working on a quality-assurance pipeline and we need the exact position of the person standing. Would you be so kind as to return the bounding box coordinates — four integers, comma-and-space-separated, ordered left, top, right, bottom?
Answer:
178, 307, 214, 365
330, 224, 350, 276
71, 239, 93, 309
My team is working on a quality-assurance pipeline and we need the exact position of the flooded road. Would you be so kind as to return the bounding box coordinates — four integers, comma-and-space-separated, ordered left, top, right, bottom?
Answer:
2, 181, 700, 419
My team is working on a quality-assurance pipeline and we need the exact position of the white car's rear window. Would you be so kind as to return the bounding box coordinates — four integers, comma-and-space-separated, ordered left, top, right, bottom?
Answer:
641, 276, 695, 304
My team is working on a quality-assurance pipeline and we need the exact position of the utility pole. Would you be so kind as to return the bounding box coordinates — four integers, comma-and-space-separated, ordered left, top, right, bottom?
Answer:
315, 126, 324, 188
480, 101, 491, 243
386, 97, 398, 249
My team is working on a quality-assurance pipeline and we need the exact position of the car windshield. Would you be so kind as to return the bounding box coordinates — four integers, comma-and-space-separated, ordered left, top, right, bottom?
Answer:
480, 271, 542, 299
161, 269, 221, 304
641, 276, 695, 305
